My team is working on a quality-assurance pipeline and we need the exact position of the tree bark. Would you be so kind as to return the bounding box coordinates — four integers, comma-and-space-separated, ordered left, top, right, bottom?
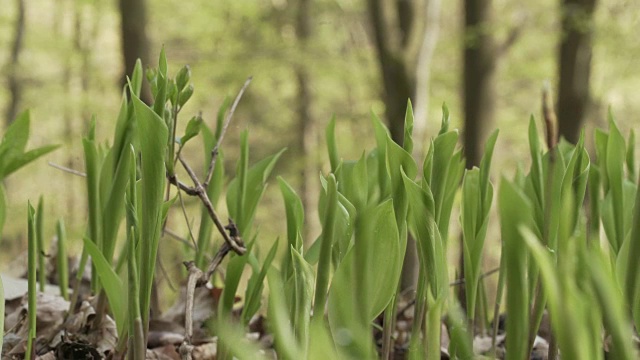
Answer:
460, 0, 497, 316
463, 0, 497, 169
5, 0, 26, 126
557, 0, 597, 144
294, 0, 317, 244
118, 0, 152, 104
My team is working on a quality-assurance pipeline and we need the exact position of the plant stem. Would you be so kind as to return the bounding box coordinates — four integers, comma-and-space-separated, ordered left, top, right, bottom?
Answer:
26, 203, 37, 360
36, 197, 46, 292
56, 220, 69, 300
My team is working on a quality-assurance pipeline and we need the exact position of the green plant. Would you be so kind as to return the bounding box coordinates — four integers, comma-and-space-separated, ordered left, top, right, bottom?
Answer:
26, 202, 36, 360
13, 52, 640, 360
0, 112, 59, 237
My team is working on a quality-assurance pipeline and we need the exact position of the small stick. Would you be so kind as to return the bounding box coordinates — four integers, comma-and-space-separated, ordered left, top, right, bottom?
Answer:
174, 155, 245, 255
203, 77, 252, 188
180, 239, 234, 360
163, 228, 198, 249
179, 261, 203, 360
48, 162, 87, 177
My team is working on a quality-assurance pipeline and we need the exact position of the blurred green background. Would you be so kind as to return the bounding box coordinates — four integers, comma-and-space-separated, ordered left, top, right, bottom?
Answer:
0, 0, 638, 289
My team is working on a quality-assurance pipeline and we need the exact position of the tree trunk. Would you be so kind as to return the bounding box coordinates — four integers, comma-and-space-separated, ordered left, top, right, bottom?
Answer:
557, 0, 597, 144
295, 0, 318, 244
5, 0, 26, 126
118, 0, 152, 104
367, 0, 441, 291
460, 0, 497, 315
463, 0, 497, 169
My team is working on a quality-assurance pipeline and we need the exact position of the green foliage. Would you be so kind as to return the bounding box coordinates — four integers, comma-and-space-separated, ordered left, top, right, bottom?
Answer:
13, 54, 640, 360
0, 111, 58, 237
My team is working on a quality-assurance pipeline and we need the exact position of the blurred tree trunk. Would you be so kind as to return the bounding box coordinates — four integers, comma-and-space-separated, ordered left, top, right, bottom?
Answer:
367, 0, 433, 145
413, 0, 441, 157
118, 0, 152, 104
367, 0, 442, 291
5, 0, 26, 126
294, 0, 318, 243
460, 0, 497, 316
557, 0, 597, 144
463, 0, 496, 169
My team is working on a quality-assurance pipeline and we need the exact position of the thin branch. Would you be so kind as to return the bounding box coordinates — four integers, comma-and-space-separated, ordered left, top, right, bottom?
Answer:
180, 240, 234, 360
203, 77, 253, 188
179, 261, 202, 360
163, 228, 197, 250
48, 162, 87, 177
177, 155, 246, 255
177, 188, 198, 251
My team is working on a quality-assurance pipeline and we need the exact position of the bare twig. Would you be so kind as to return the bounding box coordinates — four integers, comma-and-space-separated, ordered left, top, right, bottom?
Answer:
203, 77, 252, 188
48, 162, 86, 177
176, 188, 198, 251
174, 155, 246, 255
179, 261, 203, 360
180, 239, 234, 360
163, 228, 198, 250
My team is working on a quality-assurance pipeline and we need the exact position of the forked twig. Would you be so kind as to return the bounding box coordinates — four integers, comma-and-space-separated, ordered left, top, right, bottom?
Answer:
171, 155, 246, 255
203, 77, 252, 188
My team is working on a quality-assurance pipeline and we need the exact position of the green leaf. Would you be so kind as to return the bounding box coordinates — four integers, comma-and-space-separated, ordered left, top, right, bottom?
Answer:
278, 177, 304, 252
175, 65, 191, 92
338, 153, 368, 212
498, 179, 533, 360
290, 247, 315, 353
178, 84, 194, 108
131, 59, 143, 97
267, 269, 304, 359
326, 116, 339, 173
242, 239, 279, 325
313, 174, 338, 321
605, 117, 627, 252
403, 100, 414, 154
180, 115, 202, 145
2, 110, 30, 155
101, 142, 133, 263
1, 145, 60, 178
329, 200, 401, 324
132, 94, 168, 331
219, 253, 249, 318
158, 47, 168, 76
589, 247, 638, 359
82, 236, 126, 336
227, 139, 285, 236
